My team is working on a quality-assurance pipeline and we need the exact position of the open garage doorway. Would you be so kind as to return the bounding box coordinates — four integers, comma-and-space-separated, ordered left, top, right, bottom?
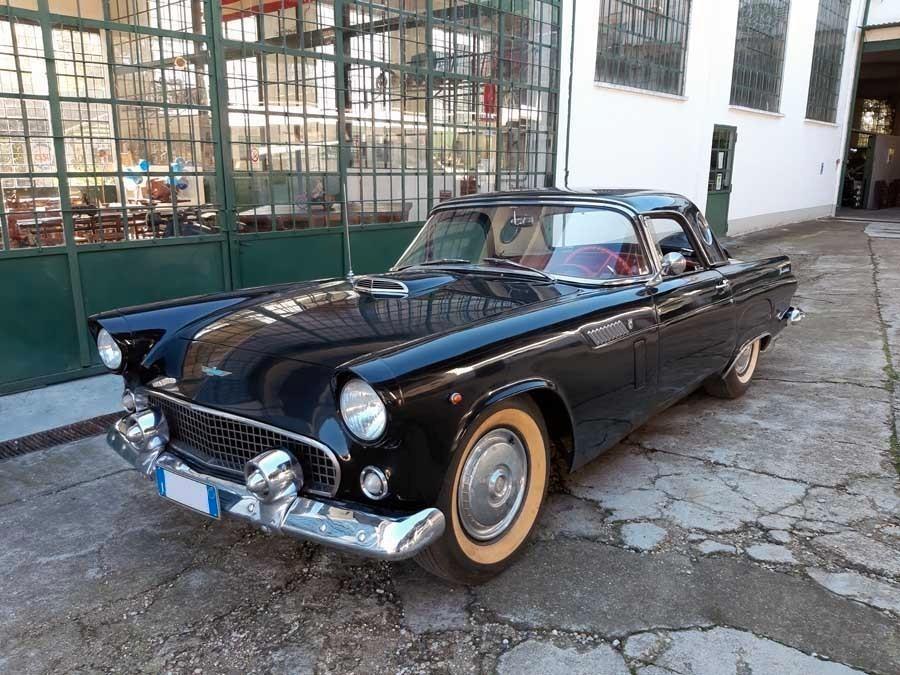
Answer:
838, 40, 900, 222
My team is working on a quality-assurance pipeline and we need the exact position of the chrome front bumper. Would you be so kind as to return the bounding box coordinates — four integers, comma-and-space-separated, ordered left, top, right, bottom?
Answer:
107, 418, 445, 561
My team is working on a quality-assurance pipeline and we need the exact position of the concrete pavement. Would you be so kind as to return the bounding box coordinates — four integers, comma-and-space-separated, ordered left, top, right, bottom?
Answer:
0, 219, 898, 674
0, 373, 120, 442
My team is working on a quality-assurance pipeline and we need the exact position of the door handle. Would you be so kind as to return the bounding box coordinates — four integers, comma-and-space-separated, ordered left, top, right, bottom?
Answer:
715, 279, 730, 293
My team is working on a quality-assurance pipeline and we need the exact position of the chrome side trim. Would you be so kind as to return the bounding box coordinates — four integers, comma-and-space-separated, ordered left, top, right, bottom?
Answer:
107, 421, 445, 561
145, 389, 343, 494
657, 296, 735, 328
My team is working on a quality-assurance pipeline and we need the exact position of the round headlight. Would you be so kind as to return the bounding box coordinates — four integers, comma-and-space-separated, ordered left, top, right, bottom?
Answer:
97, 328, 123, 370
340, 379, 387, 441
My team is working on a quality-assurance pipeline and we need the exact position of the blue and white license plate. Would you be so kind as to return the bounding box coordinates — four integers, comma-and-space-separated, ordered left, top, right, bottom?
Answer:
156, 467, 220, 519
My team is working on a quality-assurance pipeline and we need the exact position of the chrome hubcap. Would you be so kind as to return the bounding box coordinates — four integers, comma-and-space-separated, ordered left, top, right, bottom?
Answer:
734, 342, 754, 375
458, 428, 528, 541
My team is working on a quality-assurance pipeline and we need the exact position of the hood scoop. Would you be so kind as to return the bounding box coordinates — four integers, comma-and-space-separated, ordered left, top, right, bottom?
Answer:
353, 276, 409, 297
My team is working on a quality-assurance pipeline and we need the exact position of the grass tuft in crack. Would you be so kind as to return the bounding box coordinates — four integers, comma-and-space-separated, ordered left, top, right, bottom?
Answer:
868, 239, 900, 475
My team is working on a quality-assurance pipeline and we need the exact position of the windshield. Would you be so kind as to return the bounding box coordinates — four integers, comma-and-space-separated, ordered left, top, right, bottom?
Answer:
395, 204, 652, 281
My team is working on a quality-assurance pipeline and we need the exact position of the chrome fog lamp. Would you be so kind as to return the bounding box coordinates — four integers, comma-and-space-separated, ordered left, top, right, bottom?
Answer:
339, 379, 387, 441
97, 328, 123, 370
360, 466, 389, 500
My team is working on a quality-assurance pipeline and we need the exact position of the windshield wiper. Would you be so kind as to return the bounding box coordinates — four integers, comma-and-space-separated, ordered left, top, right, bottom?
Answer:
481, 257, 553, 281
395, 258, 472, 271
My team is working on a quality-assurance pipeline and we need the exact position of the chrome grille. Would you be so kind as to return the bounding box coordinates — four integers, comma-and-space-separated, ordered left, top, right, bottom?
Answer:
354, 276, 409, 296
584, 320, 630, 348
149, 393, 339, 497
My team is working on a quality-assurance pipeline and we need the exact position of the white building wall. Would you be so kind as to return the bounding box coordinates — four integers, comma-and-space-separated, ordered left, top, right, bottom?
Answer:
557, 0, 869, 236
867, 0, 900, 26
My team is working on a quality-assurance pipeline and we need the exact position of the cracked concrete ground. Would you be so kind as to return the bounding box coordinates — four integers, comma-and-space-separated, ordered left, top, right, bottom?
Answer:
1, 219, 899, 674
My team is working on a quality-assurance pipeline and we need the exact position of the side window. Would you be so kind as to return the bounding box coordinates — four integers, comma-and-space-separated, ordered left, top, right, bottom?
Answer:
647, 216, 704, 274
694, 212, 728, 264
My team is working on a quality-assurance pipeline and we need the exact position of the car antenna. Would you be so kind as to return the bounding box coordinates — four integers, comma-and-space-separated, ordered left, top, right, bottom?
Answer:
340, 173, 354, 279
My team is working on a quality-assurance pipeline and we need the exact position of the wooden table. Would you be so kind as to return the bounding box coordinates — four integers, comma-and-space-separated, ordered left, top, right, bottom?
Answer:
237, 202, 413, 232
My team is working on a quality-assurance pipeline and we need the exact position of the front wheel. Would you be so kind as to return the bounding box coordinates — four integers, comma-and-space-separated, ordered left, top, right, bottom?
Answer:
704, 338, 761, 399
414, 398, 549, 585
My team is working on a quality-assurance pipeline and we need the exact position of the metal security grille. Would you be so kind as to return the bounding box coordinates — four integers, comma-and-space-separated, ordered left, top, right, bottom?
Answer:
0, 2, 221, 250
595, 0, 692, 96
150, 393, 340, 497
0, 0, 561, 393
730, 0, 790, 113
806, 0, 851, 123
222, 0, 561, 234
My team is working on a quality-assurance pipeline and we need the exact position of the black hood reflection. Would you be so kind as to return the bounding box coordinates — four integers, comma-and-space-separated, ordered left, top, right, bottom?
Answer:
178, 272, 572, 369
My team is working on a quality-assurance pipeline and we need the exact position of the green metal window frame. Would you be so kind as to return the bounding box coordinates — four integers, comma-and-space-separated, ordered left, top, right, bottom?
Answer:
595, 0, 692, 96
806, 0, 851, 123
730, 0, 791, 113
0, 0, 562, 392
0, 0, 562, 260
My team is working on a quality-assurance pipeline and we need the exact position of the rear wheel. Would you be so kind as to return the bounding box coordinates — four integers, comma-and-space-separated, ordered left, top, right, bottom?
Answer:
415, 399, 549, 585
704, 338, 761, 399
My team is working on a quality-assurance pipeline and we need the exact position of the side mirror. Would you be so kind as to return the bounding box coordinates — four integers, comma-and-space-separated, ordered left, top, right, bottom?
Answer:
661, 251, 687, 277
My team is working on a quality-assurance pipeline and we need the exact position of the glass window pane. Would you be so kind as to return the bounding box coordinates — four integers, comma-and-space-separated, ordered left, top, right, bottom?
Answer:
806, 0, 851, 123
730, 0, 791, 112
595, 0, 692, 96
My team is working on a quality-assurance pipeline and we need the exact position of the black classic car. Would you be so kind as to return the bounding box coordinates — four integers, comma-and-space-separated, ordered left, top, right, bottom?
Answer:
92, 189, 804, 584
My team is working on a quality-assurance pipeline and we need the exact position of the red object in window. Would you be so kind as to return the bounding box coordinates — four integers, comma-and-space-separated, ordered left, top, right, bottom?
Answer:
221, 0, 311, 22
483, 83, 497, 117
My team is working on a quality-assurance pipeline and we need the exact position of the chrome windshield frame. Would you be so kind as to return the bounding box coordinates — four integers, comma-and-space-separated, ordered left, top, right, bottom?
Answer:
391, 198, 661, 286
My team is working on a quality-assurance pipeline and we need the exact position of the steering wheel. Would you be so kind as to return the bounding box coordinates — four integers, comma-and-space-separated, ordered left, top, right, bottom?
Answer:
552, 262, 595, 278
563, 246, 629, 277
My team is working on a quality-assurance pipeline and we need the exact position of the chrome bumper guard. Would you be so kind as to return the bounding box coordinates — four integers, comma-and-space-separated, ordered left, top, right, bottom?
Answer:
107, 418, 445, 561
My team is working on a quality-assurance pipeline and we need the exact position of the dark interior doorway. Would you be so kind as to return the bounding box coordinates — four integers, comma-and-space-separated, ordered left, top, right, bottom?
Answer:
838, 42, 900, 221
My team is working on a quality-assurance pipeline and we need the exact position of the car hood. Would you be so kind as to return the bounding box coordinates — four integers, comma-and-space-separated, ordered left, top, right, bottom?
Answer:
176, 271, 574, 369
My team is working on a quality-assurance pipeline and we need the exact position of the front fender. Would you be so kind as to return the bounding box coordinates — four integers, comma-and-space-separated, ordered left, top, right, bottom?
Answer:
451, 377, 576, 473
453, 378, 564, 446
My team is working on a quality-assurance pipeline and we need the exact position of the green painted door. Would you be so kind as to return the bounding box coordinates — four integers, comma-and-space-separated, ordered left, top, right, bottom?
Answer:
707, 125, 737, 236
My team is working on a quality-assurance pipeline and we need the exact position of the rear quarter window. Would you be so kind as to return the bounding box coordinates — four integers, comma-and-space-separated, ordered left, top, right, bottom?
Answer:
694, 212, 728, 264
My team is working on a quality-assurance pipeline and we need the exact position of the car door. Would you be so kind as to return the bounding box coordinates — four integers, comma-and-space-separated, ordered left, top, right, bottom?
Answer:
645, 213, 736, 404
527, 206, 661, 466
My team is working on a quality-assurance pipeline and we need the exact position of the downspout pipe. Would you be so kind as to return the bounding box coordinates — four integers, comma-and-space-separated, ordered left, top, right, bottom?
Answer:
563, 0, 577, 188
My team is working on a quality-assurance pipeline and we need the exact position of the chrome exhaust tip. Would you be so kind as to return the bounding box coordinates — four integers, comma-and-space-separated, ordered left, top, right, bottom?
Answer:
780, 306, 806, 325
